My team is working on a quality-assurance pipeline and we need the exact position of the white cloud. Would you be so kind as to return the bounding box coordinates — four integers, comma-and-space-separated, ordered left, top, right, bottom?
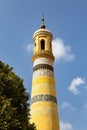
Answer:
26, 43, 33, 52
26, 38, 75, 62
60, 121, 73, 130
52, 38, 75, 61
68, 77, 86, 95
61, 102, 75, 111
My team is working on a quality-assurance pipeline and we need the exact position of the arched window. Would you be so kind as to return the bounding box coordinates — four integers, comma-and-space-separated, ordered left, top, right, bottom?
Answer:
41, 39, 45, 50
35, 43, 36, 47
49, 42, 51, 48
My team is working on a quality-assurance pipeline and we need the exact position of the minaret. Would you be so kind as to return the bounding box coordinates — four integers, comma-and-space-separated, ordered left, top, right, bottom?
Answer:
30, 17, 60, 130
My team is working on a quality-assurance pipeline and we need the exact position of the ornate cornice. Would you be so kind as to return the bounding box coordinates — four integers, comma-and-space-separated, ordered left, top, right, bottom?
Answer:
33, 28, 53, 40
32, 51, 55, 62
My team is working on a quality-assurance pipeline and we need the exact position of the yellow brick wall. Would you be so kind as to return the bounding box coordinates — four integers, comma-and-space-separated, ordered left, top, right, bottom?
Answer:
30, 76, 60, 130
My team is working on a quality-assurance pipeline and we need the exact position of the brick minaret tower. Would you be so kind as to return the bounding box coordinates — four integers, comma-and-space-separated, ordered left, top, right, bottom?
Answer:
30, 17, 60, 130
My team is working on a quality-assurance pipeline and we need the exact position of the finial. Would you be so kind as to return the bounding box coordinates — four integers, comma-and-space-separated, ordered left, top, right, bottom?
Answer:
41, 13, 46, 29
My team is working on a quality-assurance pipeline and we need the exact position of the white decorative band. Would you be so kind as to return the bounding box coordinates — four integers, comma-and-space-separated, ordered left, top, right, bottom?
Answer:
33, 58, 53, 67
33, 69, 54, 79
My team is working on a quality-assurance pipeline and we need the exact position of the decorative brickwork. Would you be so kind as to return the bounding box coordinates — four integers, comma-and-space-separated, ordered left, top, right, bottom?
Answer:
31, 94, 57, 104
33, 64, 54, 72
33, 69, 54, 79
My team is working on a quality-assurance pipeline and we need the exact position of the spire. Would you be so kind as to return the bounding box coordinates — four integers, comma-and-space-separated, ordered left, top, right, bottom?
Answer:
40, 13, 46, 29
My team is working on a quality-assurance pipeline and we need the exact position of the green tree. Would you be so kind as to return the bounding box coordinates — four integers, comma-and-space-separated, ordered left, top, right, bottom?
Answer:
0, 61, 36, 130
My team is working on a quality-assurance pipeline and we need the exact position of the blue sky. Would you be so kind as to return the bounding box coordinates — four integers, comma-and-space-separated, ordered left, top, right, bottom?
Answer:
0, 0, 87, 130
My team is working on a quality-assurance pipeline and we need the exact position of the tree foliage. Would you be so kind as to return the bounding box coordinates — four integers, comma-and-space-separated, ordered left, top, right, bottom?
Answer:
0, 61, 36, 130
